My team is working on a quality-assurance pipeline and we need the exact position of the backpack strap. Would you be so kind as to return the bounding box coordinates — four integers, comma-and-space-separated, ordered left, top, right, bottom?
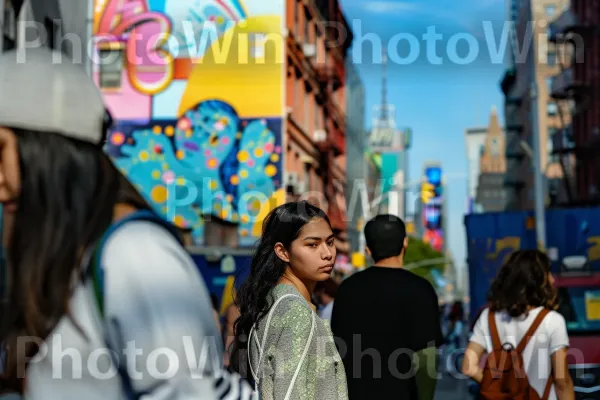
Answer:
488, 310, 502, 350
516, 309, 553, 400
516, 308, 550, 353
87, 209, 181, 399
248, 293, 315, 400
90, 209, 181, 317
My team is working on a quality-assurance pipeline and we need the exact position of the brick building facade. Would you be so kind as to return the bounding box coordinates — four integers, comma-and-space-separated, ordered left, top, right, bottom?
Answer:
550, 0, 600, 205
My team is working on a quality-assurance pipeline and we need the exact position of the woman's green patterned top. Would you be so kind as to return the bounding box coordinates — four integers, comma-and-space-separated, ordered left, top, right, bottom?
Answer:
249, 284, 348, 399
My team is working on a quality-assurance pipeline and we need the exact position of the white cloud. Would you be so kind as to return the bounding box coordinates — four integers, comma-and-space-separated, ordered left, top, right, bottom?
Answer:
361, 1, 419, 14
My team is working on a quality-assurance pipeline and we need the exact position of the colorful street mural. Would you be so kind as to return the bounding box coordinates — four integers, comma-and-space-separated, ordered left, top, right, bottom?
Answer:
94, 0, 285, 246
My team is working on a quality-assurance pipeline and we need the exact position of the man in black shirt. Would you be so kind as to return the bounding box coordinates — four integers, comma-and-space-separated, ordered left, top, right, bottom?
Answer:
331, 215, 443, 400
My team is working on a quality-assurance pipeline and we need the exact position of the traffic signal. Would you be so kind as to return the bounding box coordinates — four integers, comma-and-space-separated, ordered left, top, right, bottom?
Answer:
421, 182, 435, 204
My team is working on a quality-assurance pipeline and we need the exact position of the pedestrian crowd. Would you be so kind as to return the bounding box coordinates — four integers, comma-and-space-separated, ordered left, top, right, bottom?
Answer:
0, 48, 575, 399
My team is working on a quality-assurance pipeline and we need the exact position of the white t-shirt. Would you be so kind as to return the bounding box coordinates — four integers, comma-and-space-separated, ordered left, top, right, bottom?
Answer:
470, 307, 569, 400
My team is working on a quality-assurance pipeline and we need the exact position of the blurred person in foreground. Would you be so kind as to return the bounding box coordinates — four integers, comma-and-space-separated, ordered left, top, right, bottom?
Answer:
0, 48, 251, 399
230, 201, 348, 398
462, 250, 574, 399
331, 214, 443, 400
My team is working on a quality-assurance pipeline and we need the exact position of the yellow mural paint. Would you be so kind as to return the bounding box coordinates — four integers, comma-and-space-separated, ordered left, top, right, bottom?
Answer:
220, 275, 237, 316
237, 150, 250, 163
139, 151, 149, 161
264, 164, 277, 177
178, 16, 283, 119
150, 185, 167, 203
173, 215, 185, 227
587, 237, 600, 261
251, 188, 285, 237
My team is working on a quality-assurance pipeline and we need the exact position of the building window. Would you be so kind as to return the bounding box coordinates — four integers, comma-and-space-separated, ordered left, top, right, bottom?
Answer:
98, 48, 124, 89
304, 86, 310, 131
304, 7, 310, 42
546, 77, 553, 91
547, 102, 558, 116
314, 97, 320, 129
294, 72, 300, 108
304, 162, 312, 191
547, 51, 557, 66
545, 4, 556, 16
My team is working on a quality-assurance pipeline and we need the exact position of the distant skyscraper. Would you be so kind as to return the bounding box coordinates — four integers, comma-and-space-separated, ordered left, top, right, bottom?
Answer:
367, 50, 411, 219
464, 127, 487, 213
476, 107, 507, 212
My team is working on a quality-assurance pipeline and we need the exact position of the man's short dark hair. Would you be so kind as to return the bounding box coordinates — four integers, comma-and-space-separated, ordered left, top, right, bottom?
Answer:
364, 214, 406, 262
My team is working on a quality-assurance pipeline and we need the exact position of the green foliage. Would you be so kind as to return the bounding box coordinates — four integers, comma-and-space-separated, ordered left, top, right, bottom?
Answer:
404, 236, 445, 284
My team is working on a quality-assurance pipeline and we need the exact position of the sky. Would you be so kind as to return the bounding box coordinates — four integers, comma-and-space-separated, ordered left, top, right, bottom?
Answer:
339, 0, 508, 278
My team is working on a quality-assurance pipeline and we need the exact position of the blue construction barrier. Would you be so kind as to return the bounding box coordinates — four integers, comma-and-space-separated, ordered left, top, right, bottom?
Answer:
465, 207, 600, 321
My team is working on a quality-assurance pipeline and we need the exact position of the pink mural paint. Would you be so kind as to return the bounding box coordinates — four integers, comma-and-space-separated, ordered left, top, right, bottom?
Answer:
94, 0, 174, 121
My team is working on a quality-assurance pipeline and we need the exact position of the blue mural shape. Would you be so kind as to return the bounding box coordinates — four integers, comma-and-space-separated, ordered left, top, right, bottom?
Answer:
105, 99, 283, 246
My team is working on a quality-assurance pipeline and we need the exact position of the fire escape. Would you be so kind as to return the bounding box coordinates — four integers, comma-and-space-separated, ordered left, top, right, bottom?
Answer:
311, 0, 350, 232
548, 5, 593, 205
315, 57, 346, 232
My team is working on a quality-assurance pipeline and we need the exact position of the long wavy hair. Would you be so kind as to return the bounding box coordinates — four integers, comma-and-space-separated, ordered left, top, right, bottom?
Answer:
0, 128, 151, 391
229, 201, 330, 375
488, 249, 558, 318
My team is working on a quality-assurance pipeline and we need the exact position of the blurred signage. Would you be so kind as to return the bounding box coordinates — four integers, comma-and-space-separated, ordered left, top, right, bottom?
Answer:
422, 165, 444, 252
351, 252, 366, 268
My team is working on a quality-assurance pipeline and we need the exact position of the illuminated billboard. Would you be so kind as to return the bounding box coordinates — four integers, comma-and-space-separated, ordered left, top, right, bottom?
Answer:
421, 165, 443, 252
96, 0, 285, 246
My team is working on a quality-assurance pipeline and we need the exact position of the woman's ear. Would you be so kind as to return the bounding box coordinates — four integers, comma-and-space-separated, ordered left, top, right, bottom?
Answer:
274, 242, 290, 263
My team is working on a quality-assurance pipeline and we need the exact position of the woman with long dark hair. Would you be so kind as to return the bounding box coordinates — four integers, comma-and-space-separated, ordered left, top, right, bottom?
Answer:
0, 48, 250, 398
230, 201, 348, 399
461, 250, 574, 399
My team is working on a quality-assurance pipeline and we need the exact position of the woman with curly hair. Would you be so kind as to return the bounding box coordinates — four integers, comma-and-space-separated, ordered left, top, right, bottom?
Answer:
461, 250, 574, 399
